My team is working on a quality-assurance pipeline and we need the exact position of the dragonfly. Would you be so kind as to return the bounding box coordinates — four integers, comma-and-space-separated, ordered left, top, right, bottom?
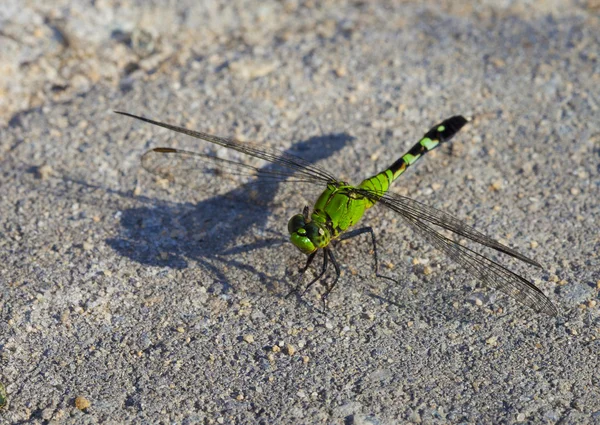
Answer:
116, 111, 558, 316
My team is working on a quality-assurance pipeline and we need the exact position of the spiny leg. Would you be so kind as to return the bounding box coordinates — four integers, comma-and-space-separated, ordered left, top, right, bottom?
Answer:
338, 226, 398, 284
321, 248, 341, 308
302, 249, 329, 295
286, 250, 328, 299
300, 250, 318, 274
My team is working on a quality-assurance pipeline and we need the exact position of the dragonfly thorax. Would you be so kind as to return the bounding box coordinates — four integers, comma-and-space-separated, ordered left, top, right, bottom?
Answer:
288, 213, 331, 254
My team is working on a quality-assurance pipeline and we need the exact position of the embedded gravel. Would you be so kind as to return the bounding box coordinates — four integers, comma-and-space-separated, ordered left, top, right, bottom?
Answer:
1, 1, 599, 424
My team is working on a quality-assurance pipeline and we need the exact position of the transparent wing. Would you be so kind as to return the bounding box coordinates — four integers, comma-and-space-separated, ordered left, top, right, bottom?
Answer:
141, 147, 331, 188
404, 213, 557, 315
351, 188, 557, 315
117, 111, 339, 188
356, 188, 541, 267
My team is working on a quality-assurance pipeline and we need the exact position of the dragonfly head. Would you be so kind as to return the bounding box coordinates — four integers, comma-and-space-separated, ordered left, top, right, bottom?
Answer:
288, 211, 329, 255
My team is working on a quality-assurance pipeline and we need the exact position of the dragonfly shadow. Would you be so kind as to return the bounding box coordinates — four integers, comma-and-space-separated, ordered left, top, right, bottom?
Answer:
106, 133, 354, 292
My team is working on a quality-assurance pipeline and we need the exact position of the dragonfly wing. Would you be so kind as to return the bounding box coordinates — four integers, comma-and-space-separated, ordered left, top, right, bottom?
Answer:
117, 111, 338, 187
141, 147, 327, 188
357, 189, 541, 267
402, 214, 557, 315
350, 188, 557, 315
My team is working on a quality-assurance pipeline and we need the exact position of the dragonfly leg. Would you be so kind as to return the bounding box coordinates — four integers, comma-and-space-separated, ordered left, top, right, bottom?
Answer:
300, 251, 318, 274
338, 226, 398, 284
285, 250, 326, 299
301, 249, 329, 295
321, 248, 341, 309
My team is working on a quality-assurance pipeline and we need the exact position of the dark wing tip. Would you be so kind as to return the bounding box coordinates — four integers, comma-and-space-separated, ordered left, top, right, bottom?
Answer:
152, 147, 178, 153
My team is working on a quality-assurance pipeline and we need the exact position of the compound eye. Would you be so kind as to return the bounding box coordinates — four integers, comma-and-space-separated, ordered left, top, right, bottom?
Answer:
288, 214, 306, 234
304, 223, 318, 239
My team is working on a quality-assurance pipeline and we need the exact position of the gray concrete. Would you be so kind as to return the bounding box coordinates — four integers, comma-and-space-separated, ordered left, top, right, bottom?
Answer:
1, 1, 599, 423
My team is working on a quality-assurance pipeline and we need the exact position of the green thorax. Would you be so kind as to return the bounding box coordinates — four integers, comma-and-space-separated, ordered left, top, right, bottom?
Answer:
311, 173, 392, 239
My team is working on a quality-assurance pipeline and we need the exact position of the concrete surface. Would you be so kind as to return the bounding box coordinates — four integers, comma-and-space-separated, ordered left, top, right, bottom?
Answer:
1, 1, 599, 423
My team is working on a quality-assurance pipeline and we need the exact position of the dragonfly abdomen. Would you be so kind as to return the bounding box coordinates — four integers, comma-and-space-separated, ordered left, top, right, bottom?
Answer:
388, 115, 468, 182
309, 116, 470, 242
358, 115, 469, 205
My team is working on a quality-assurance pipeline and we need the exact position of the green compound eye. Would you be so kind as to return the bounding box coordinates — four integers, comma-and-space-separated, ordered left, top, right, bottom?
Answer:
290, 232, 316, 254
288, 214, 305, 234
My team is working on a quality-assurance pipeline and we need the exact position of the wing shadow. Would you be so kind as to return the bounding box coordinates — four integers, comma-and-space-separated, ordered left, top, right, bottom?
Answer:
105, 133, 353, 292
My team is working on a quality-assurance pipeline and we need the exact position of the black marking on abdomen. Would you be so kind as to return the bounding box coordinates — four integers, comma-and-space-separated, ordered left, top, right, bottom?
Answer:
424, 115, 468, 142
388, 160, 407, 177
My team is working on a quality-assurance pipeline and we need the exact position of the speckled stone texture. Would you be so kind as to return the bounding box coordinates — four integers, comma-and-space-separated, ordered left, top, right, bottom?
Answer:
1, 1, 599, 423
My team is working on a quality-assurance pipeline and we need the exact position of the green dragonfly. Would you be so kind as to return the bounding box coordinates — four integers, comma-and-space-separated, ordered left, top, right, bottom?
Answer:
116, 111, 557, 316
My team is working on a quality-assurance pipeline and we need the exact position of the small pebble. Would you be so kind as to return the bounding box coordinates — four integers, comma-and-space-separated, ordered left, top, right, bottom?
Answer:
285, 344, 296, 356
35, 164, 53, 180
530, 240, 539, 249
490, 57, 505, 67
272, 345, 281, 353
243, 334, 254, 343
486, 336, 498, 346
75, 396, 90, 410
334, 66, 347, 77
362, 312, 375, 320
490, 180, 503, 191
